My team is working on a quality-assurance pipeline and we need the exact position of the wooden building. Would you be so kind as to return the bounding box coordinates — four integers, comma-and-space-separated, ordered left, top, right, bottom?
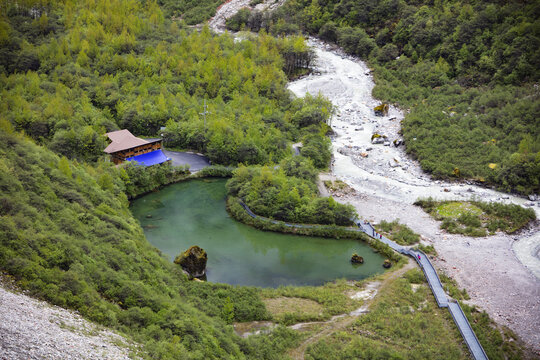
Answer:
104, 130, 169, 166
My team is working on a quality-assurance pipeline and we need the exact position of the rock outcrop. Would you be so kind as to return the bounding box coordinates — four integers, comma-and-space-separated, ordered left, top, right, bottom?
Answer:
174, 245, 208, 278
351, 253, 364, 264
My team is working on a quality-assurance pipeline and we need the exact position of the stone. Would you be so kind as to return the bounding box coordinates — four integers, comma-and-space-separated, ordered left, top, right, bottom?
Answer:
174, 245, 207, 278
371, 132, 387, 144
382, 259, 392, 268
351, 253, 364, 264
360, 152, 368, 158
393, 139, 403, 147
146, 214, 152, 218
374, 103, 389, 116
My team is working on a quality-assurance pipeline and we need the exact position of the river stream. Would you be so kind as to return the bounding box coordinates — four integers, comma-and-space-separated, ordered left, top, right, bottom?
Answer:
288, 38, 540, 278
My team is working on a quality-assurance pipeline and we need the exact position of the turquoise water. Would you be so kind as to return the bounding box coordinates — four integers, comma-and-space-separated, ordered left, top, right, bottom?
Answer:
130, 179, 385, 287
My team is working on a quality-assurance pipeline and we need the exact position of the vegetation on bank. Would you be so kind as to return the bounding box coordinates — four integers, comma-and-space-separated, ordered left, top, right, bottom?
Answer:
227, 161, 355, 226
122, 162, 190, 199
415, 197, 536, 236
225, 0, 540, 195
159, 0, 225, 25
376, 220, 420, 245
227, 196, 403, 263
306, 268, 523, 360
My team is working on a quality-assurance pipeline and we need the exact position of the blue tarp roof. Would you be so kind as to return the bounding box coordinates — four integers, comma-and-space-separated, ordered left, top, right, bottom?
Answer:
126, 150, 170, 166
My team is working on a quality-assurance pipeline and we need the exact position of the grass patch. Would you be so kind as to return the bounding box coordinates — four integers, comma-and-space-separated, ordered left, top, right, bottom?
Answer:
323, 180, 355, 195
305, 268, 524, 360
376, 220, 420, 245
415, 198, 536, 236
439, 273, 469, 301
414, 243, 437, 256
261, 279, 365, 325
263, 297, 324, 324
436, 202, 483, 218
461, 304, 524, 360
306, 269, 468, 359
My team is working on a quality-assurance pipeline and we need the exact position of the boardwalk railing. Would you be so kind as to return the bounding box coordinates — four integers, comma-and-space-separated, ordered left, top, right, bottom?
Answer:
238, 200, 489, 360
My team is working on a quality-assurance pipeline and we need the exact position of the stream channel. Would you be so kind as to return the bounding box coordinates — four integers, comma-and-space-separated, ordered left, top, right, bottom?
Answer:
131, 179, 386, 287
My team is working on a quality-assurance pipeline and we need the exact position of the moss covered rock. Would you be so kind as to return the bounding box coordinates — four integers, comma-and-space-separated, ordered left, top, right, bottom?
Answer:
174, 245, 208, 278
383, 259, 392, 268
351, 253, 364, 264
374, 103, 389, 116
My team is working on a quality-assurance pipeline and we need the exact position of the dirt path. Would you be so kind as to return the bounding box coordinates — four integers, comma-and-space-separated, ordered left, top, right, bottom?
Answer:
288, 260, 416, 360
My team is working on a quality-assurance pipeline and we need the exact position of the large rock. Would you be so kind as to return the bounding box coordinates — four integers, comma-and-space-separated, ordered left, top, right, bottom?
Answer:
374, 103, 389, 116
371, 132, 387, 144
382, 259, 392, 268
174, 245, 207, 278
351, 253, 364, 264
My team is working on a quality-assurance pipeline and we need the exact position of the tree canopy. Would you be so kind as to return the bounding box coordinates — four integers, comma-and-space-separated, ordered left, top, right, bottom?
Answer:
226, 0, 540, 194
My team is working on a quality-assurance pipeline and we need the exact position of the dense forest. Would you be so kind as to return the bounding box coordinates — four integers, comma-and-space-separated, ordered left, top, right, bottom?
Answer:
0, 0, 319, 166
226, 0, 540, 194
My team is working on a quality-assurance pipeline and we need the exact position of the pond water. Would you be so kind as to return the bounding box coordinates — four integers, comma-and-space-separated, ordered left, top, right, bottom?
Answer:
130, 179, 386, 287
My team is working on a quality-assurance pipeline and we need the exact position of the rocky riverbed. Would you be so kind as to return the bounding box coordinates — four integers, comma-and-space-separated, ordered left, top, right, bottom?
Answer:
288, 39, 540, 353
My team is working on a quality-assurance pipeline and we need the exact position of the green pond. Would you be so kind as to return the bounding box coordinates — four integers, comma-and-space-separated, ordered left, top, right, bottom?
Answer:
131, 179, 386, 287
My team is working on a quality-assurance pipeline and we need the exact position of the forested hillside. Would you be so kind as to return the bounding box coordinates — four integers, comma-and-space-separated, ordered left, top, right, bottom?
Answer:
0, 0, 328, 358
0, 0, 318, 166
0, 122, 307, 359
227, 0, 540, 194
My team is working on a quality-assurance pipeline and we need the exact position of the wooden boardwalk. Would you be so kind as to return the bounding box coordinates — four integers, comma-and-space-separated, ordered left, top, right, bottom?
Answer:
239, 200, 488, 360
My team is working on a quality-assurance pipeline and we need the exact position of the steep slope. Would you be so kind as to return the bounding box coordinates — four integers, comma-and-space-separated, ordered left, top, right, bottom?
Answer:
0, 126, 283, 359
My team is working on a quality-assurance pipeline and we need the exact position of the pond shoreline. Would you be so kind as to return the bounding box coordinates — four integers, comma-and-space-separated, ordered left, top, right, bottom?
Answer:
131, 179, 389, 288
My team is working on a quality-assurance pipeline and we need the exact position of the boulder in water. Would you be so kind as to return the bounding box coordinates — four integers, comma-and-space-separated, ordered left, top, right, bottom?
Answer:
351, 253, 364, 264
174, 245, 207, 278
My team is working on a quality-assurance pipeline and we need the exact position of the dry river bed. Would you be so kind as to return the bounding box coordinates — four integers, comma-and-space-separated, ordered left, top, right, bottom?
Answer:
288, 39, 540, 353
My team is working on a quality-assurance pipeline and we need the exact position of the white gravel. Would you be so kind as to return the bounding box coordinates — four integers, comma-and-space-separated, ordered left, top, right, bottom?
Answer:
289, 39, 540, 352
209, 0, 286, 32
0, 283, 138, 359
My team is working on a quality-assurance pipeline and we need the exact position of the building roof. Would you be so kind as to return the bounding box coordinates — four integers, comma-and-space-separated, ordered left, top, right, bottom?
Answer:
104, 129, 153, 154
126, 150, 170, 166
